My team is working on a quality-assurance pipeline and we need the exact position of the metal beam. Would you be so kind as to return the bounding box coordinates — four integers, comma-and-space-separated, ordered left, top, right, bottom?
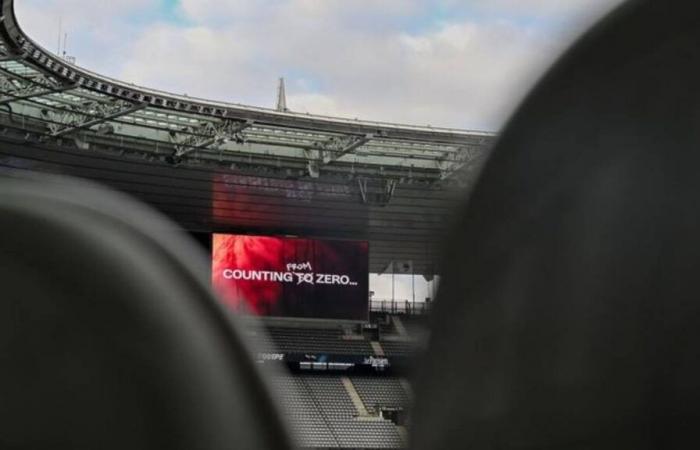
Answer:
316, 133, 373, 164
0, 1, 497, 147
0, 26, 493, 183
0, 53, 26, 63
358, 177, 397, 206
172, 119, 253, 158
0, 63, 75, 108
0, 65, 55, 88
312, 134, 373, 164
50, 102, 147, 137
0, 82, 76, 106
302, 133, 372, 177
438, 143, 488, 181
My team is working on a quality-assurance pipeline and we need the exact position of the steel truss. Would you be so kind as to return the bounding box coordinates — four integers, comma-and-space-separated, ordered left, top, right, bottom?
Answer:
0, 65, 76, 107
316, 133, 373, 164
0, 0, 497, 200
358, 177, 398, 206
40, 99, 147, 137
170, 119, 254, 159
438, 140, 489, 181
303, 133, 373, 177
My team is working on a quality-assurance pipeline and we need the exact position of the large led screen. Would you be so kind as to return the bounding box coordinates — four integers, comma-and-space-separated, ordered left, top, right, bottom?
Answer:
212, 234, 369, 321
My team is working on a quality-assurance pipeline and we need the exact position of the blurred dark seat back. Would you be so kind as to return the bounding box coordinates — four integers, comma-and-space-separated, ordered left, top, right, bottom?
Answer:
412, 1, 700, 449
0, 175, 291, 450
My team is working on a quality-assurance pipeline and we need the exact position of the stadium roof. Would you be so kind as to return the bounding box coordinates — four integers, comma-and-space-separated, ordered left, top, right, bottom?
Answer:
0, 0, 497, 275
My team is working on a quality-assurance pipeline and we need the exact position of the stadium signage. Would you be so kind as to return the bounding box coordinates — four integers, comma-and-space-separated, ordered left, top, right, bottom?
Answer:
363, 356, 390, 369
212, 234, 369, 320
221, 267, 359, 286
258, 353, 285, 361
257, 352, 391, 371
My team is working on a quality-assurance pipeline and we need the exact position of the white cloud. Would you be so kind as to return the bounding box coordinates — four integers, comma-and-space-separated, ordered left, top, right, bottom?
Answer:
15, 0, 624, 130
178, 0, 423, 25
286, 93, 342, 117
472, 0, 623, 19
116, 8, 561, 129
15, 0, 160, 76
119, 23, 277, 105
15, 0, 155, 45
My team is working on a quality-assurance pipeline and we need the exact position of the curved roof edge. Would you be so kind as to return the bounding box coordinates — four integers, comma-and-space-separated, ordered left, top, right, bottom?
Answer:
0, 0, 495, 145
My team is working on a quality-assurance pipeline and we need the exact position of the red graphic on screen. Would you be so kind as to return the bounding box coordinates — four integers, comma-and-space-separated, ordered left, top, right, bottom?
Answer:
212, 234, 369, 320
212, 235, 285, 314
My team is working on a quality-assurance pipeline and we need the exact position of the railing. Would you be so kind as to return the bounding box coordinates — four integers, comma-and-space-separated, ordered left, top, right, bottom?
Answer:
370, 299, 431, 315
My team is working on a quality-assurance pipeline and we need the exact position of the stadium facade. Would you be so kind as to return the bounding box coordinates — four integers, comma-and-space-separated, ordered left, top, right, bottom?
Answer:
0, 0, 494, 277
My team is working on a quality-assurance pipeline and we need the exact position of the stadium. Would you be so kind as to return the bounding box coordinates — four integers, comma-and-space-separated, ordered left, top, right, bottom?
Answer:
3, 1, 700, 449
0, 0, 493, 448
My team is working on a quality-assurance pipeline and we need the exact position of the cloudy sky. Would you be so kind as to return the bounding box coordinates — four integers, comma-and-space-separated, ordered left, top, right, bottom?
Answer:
15, 0, 622, 301
16, 0, 622, 132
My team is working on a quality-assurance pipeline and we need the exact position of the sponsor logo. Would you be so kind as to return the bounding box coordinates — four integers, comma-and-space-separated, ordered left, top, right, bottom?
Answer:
363, 356, 390, 368
259, 353, 285, 361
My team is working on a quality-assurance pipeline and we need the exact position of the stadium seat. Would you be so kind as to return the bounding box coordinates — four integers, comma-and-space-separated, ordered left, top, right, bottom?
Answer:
411, 1, 700, 449
0, 174, 292, 450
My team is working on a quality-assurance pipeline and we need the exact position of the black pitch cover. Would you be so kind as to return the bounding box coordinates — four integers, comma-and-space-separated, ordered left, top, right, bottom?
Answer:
412, 1, 700, 449
0, 174, 292, 450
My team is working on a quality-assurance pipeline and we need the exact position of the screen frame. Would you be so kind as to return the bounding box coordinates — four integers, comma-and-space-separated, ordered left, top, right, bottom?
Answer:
210, 232, 370, 323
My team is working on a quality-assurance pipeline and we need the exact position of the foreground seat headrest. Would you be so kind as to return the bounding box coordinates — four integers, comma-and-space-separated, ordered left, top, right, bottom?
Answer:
0, 174, 291, 450
412, 1, 700, 449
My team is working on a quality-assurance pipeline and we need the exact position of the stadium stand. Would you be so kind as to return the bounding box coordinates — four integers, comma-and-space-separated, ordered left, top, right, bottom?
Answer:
250, 315, 425, 449
394, 315, 429, 340
272, 375, 338, 448
267, 326, 374, 355
377, 319, 395, 336
302, 375, 358, 418
7, 2, 700, 450
328, 419, 403, 449
350, 376, 410, 413
377, 340, 420, 359
270, 371, 408, 449
0, 0, 440, 447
